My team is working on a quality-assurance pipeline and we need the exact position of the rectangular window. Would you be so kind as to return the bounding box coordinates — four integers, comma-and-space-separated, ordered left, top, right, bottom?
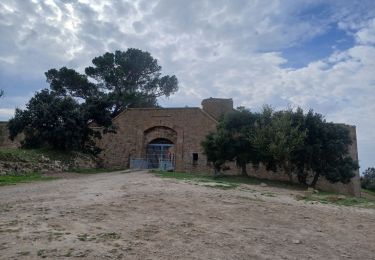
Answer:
192, 153, 198, 165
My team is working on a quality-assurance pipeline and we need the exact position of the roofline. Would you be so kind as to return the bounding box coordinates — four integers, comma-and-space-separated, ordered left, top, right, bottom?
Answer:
126, 107, 200, 110
111, 106, 219, 124
113, 107, 198, 121
198, 108, 218, 123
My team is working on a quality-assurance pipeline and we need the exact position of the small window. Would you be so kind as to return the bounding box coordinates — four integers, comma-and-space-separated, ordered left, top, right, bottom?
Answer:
192, 153, 198, 165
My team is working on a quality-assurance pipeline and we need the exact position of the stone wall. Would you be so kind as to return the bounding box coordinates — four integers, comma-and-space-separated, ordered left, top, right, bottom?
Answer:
1, 98, 361, 196
201, 98, 234, 120
96, 100, 361, 196
95, 107, 218, 172
314, 126, 361, 196
240, 162, 361, 196
0, 152, 99, 175
221, 125, 361, 196
0, 122, 21, 148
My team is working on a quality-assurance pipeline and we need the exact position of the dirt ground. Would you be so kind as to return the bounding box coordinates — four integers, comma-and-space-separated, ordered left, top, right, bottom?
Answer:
0, 171, 374, 260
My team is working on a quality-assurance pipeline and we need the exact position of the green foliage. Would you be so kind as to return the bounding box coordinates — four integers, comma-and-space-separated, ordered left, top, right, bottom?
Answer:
362, 188, 375, 197
8, 48, 178, 152
292, 113, 358, 186
8, 90, 101, 152
45, 67, 98, 99
361, 167, 375, 191
0, 148, 42, 162
0, 124, 5, 144
219, 108, 261, 175
201, 131, 233, 175
202, 106, 358, 186
202, 108, 263, 176
251, 107, 306, 180
0, 148, 82, 166
48, 49, 178, 117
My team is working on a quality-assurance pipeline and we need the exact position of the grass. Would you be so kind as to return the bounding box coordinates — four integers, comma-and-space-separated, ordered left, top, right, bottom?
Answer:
99, 232, 121, 240
0, 148, 75, 163
71, 168, 128, 174
152, 171, 240, 189
0, 172, 57, 186
300, 191, 375, 208
260, 192, 277, 197
77, 232, 121, 242
0, 148, 126, 175
153, 170, 302, 190
154, 171, 375, 208
0, 148, 42, 162
362, 188, 375, 197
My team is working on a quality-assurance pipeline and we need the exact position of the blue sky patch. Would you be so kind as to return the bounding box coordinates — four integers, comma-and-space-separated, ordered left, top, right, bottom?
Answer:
281, 24, 355, 68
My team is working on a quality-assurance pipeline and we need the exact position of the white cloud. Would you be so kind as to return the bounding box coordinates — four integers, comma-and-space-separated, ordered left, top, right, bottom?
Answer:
356, 18, 375, 45
0, 108, 15, 118
0, 0, 374, 169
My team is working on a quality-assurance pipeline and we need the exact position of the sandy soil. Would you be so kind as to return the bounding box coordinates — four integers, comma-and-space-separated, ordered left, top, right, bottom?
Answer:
0, 170, 374, 259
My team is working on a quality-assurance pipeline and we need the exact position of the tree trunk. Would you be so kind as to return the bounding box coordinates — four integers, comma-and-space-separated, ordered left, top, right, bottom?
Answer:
297, 171, 308, 187
287, 172, 293, 183
241, 163, 247, 176
284, 163, 293, 183
310, 172, 320, 188
213, 165, 221, 177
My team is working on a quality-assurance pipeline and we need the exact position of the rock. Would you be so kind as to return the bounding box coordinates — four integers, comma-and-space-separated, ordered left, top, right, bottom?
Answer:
260, 183, 267, 187
292, 239, 302, 244
304, 190, 313, 197
307, 187, 314, 192
337, 195, 346, 200
295, 194, 306, 200
313, 189, 319, 194
54, 160, 62, 168
39, 155, 50, 163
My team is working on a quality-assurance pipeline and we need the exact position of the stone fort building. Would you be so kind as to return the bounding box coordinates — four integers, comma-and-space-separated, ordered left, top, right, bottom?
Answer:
0, 97, 361, 196
94, 97, 361, 196
94, 98, 232, 173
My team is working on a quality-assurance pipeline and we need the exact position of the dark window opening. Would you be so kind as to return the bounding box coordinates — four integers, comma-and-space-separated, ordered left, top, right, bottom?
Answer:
192, 153, 198, 165
149, 138, 173, 145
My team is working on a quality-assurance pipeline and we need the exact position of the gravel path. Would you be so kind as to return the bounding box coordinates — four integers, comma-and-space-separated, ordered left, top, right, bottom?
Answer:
0, 170, 374, 259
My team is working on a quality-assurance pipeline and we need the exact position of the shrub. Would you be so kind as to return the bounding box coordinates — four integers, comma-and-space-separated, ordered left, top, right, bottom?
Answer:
361, 167, 375, 191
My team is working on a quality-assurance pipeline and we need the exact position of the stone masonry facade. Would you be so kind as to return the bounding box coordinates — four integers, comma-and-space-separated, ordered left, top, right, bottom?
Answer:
0, 98, 361, 196
94, 98, 231, 173
95, 97, 361, 196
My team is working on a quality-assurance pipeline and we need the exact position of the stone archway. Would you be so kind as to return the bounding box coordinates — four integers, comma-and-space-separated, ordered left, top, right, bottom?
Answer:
143, 126, 177, 170
143, 126, 178, 145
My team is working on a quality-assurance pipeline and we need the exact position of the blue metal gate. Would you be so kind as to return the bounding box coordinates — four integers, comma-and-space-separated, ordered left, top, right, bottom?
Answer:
130, 139, 175, 170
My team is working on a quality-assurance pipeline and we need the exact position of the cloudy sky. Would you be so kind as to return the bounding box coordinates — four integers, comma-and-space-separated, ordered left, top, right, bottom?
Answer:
0, 0, 374, 170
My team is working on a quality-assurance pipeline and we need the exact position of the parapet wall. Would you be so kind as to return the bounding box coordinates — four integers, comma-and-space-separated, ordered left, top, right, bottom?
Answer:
0, 122, 21, 148
201, 98, 234, 120
222, 125, 361, 197
0, 101, 362, 197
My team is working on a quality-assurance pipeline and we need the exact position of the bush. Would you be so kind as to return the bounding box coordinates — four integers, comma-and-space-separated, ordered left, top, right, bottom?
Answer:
361, 167, 375, 191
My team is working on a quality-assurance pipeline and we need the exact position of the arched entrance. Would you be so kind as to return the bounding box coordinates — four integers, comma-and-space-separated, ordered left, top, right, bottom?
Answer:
146, 138, 175, 170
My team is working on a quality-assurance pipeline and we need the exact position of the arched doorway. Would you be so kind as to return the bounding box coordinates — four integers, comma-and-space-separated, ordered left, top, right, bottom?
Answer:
146, 138, 175, 170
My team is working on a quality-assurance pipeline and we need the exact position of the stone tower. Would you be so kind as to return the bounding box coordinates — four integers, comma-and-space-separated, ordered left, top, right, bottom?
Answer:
201, 97, 234, 120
